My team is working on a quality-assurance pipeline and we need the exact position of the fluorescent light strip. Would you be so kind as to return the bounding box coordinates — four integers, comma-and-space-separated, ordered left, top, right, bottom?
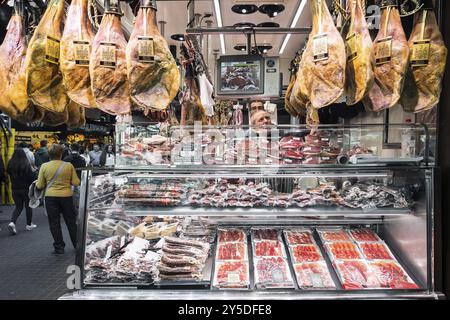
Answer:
279, 33, 291, 55
219, 34, 226, 55
213, 0, 225, 54
279, 0, 307, 54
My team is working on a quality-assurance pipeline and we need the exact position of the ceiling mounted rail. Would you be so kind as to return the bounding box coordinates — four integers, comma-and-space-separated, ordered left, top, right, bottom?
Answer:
186, 27, 312, 35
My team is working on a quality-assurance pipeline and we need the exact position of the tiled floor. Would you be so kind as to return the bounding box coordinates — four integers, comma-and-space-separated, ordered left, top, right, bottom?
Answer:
0, 205, 76, 300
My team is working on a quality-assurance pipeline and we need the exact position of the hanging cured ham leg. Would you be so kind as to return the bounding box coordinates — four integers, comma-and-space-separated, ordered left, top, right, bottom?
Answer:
294, 0, 346, 110
90, 0, 131, 115
25, 0, 69, 113
400, 0, 447, 113
60, 0, 96, 108
345, 0, 374, 105
363, 0, 409, 112
126, 0, 180, 113
0, 0, 31, 120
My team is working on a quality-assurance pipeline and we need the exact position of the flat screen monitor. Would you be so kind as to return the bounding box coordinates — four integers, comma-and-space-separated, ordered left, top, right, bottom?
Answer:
216, 55, 264, 95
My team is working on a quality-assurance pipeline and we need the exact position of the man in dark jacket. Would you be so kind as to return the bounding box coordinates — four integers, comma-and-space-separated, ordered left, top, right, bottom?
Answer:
63, 143, 86, 179
63, 143, 86, 213
34, 140, 50, 168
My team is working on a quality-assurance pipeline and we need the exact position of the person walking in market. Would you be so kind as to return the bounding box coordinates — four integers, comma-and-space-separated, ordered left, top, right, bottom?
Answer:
36, 144, 80, 254
6, 148, 38, 235
63, 143, 86, 213
34, 139, 50, 168
89, 144, 102, 167
100, 144, 115, 167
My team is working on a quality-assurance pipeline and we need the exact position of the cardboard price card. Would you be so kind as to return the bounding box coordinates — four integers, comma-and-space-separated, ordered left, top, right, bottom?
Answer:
375, 36, 393, 65
313, 33, 329, 62
411, 39, 431, 67
73, 40, 90, 66
45, 36, 61, 65
99, 42, 117, 68
346, 33, 359, 62
138, 36, 155, 63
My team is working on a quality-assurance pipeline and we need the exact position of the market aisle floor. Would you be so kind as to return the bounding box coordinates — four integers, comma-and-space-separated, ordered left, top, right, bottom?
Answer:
0, 205, 75, 300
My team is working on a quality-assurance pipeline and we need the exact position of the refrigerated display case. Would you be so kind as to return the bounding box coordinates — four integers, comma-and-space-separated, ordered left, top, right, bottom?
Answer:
60, 124, 443, 299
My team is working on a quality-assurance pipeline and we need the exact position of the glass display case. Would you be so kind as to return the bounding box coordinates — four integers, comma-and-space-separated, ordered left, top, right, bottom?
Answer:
63, 124, 441, 300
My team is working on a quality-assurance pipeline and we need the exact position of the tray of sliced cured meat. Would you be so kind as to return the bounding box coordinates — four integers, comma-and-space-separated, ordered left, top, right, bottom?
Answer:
348, 228, 382, 243
333, 260, 380, 290
253, 240, 286, 257
289, 244, 324, 263
251, 228, 281, 242
294, 262, 336, 290
212, 261, 250, 289
358, 242, 395, 260
217, 242, 248, 260
324, 242, 363, 260
368, 260, 419, 289
283, 229, 315, 245
217, 228, 247, 243
316, 228, 351, 243
253, 257, 294, 289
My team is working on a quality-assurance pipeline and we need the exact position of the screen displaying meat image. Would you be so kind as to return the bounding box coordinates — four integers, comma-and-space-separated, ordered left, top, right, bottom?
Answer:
219, 60, 262, 94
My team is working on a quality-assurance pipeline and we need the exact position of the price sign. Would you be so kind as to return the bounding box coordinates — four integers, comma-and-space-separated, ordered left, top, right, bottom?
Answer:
227, 272, 240, 283
100, 42, 117, 68
411, 39, 431, 67
346, 33, 359, 62
73, 40, 90, 66
45, 36, 60, 65
313, 33, 329, 62
310, 273, 324, 288
138, 36, 155, 63
375, 36, 393, 65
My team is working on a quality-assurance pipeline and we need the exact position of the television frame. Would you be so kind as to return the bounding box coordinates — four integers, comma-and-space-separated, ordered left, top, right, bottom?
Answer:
216, 54, 265, 96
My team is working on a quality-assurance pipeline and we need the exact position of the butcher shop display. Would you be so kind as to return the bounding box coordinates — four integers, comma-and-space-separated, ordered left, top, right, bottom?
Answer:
90, 0, 131, 115
333, 259, 380, 289
363, 0, 409, 112
213, 261, 250, 289
358, 242, 395, 260
324, 241, 363, 260
25, 0, 69, 113
126, 0, 180, 113
294, 262, 336, 290
349, 228, 381, 243
284, 229, 315, 245
401, 0, 448, 113
254, 257, 294, 289
294, 0, 346, 109
345, 0, 374, 105
0, 0, 32, 121
60, 0, 96, 109
289, 245, 323, 263
368, 260, 418, 289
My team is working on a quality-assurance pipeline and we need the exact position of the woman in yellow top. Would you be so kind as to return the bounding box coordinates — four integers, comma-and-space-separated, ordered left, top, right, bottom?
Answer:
36, 144, 80, 254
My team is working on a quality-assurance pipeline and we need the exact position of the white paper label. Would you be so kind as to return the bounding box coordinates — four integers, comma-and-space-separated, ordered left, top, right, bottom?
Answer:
227, 272, 240, 283
375, 36, 393, 65
73, 40, 90, 66
138, 36, 155, 63
99, 42, 116, 68
310, 273, 324, 288
313, 33, 329, 62
411, 39, 431, 67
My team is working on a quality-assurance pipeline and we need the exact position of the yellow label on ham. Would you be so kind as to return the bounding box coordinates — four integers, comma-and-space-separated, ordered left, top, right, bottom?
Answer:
138, 36, 155, 63
45, 36, 60, 65
411, 39, 431, 67
375, 36, 392, 65
346, 33, 359, 62
73, 40, 90, 66
99, 42, 116, 68
313, 33, 329, 62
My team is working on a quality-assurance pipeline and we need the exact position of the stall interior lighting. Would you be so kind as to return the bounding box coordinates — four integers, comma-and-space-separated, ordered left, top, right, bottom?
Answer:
279, 0, 307, 54
214, 0, 225, 54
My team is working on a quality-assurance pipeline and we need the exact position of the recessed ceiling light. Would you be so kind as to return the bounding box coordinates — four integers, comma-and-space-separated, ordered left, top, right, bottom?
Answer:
257, 22, 280, 28
258, 4, 285, 18
170, 34, 185, 41
231, 4, 258, 15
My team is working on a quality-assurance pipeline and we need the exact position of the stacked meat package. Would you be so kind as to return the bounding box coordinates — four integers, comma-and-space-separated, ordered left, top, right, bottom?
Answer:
318, 227, 418, 290
284, 229, 335, 289
251, 229, 294, 289
213, 228, 250, 289
156, 236, 210, 281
